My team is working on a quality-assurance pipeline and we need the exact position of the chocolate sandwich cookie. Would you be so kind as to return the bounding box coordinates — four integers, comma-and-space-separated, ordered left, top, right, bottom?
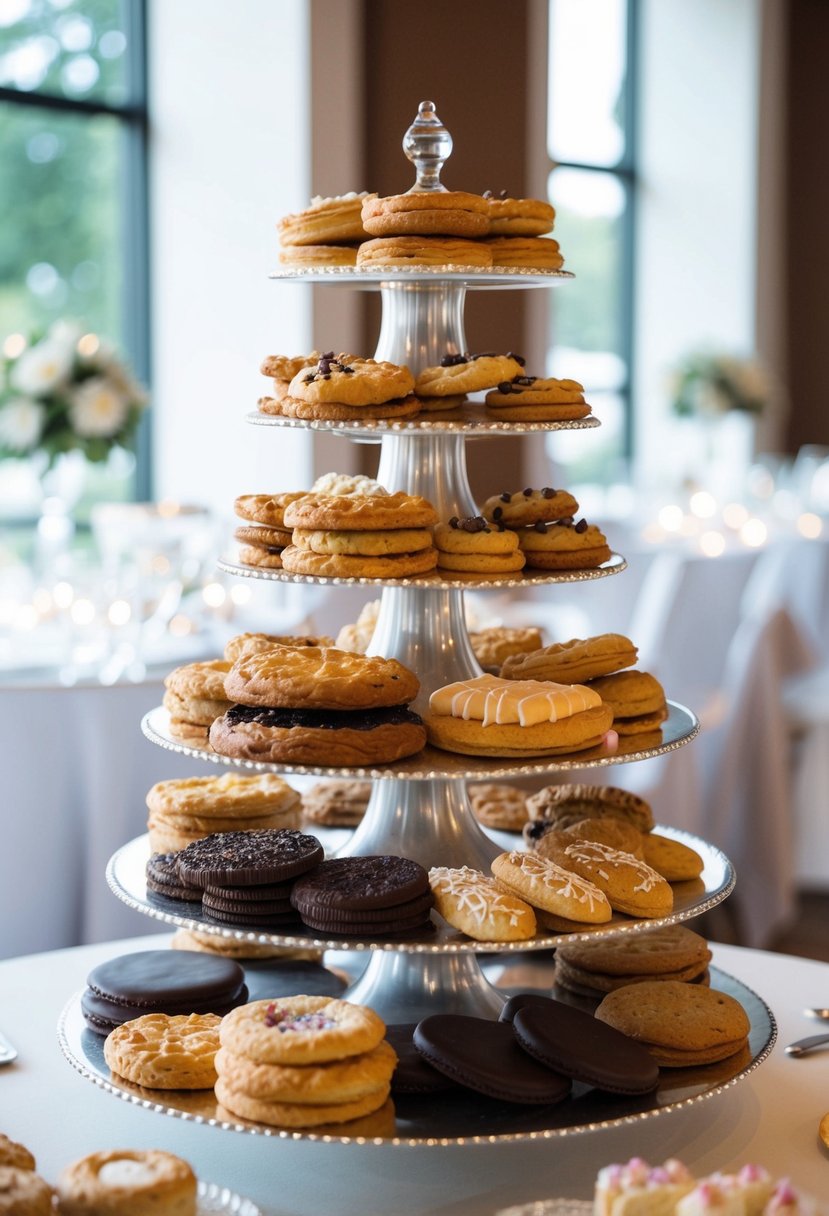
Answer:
202, 905, 300, 928
202, 892, 295, 917
202, 879, 295, 902
413, 1014, 571, 1105
510, 997, 660, 1095
145, 852, 203, 902
81, 950, 248, 1035
176, 827, 324, 889
291, 856, 433, 935
385, 1023, 457, 1094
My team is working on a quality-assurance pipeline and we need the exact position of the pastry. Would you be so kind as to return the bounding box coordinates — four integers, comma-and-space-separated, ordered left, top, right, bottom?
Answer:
175, 827, 323, 889
224, 644, 420, 710
414, 352, 525, 398
486, 236, 565, 268
467, 781, 529, 831
81, 950, 247, 1035
56, 1149, 197, 1216
480, 486, 579, 527
433, 516, 525, 576
301, 780, 372, 827
586, 670, 669, 735
412, 1014, 571, 1104
103, 1011, 222, 1089
502, 633, 638, 684
224, 632, 335, 662
284, 491, 438, 532
595, 980, 751, 1067
278, 193, 369, 245
467, 626, 544, 673
484, 375, 592, 422
491, 849, 612, 923
287, 354, 414, 408
220, 995, 386, 1065
278, 244, 358, 267
291, 855, 433, 936
592, 1157, 695, 1215
428, 866, 536, 941
0, 1166, 54, 1215
234, 491, 309, 529
0, 1135, 34, 1172
426, 673, 613, 757
483, 193, 555, 236
539, 837, 674, 918
524, 782, 655, 834
361, 190, 490, 238
518, 517, 612, 570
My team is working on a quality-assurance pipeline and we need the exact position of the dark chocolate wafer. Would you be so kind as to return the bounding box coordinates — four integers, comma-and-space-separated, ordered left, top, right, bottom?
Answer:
413, 1014, 571, 1105
145, 852, 202, 902
177, 828, 323, 889
385, 1023, 457, 1094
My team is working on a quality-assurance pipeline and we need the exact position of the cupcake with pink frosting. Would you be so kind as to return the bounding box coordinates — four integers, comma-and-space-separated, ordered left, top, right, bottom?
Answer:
593, 1157, 695, 1215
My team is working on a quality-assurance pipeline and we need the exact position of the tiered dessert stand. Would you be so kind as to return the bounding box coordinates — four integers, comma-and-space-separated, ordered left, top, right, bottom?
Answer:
61, 102, 775, 1145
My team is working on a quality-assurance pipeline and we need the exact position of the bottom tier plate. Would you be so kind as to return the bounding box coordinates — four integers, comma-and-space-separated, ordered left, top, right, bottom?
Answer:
58, 965, 775, 1147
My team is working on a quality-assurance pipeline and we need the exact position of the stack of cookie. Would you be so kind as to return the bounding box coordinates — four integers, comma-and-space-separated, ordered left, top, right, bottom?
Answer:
483, 191, 563, 268
215, 995, 396, 1128
301, 780, 372, 828
466, 626, 544, 674
413, 351, 525, 412
146, 772, 302, 855
258, 351, 321, 413
484, 376, 593, 423
481, 487, 611, 571
279, 353, 419, 423
358, 191, 493, 270
277, 192, 369, 267
290, 855, 433, 937
467, 781, 530, 833
281, 491, 439, 579
224, 631, 335, 663
554, 925, 713, 999
162, 659, 232, 747
210, 644, 427, 766
433, 516, 525, 577
233, 492, 309, 569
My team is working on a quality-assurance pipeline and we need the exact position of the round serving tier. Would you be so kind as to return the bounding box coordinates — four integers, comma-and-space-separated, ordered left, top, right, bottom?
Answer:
107, 825, 732, 956
269, 267, 573, 287
247, 405, 598, 435
141, 700, 699, 781
58, 962, 775, 1146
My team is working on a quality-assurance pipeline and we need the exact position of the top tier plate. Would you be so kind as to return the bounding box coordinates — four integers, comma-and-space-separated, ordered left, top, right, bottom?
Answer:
269, 266, 574, 289
247, 404, 599, 437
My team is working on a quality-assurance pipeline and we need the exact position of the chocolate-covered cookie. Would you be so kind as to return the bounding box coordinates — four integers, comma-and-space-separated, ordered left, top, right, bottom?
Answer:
176, 827, 323, 889
145, 852, 202, 903
413, 1014, 571, 1105
385, 1023, 457, 1094
511, 997, 660, 1094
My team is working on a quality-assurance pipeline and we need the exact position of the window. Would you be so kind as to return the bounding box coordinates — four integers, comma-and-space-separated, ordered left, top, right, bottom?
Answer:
0, 0, 148, 521
545, 0, 636, 487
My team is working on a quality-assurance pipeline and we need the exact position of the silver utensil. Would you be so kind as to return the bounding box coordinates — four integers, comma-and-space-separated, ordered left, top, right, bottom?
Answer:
785, 1032, 829, 1057
804, 1007, 829, 1020
0, 1031, 17, 1066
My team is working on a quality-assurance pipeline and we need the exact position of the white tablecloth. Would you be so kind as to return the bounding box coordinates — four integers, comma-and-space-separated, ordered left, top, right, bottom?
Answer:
0, 935, 826, 1214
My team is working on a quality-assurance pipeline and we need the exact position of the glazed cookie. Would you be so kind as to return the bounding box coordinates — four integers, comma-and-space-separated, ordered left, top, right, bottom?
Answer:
518, 518, 612, 570
0, 1135, 34, 1172
176, 827, 323, 889
586, 670, 669, 735
642, 833, 705, 882
485, 376, 592, 422
284, 491, 438, 532
224, 632, 334, 662
291, 527, 434, 557
224, 644, 420, 710
525, 782, 655, 834
104, 1011, 221, 1089
427, 673, 613, 758
214, 1039, 396, 1105
361, 190, 490, 238
357, 236, 493, 267
490, 849, 612, 923
428, 866, 536, 941
480, 486, 579, 527
234, 491, 309, 529
280, 393, 421, 422
278, 193, 369, 245
502, 633, 638, 684
301, 780, 372, 827
559, 816, 644, 858
468, 626, 544, 673
484, 193, 556, 236
0, 1167, 54, 1215
540, 838, 674, 919
414, 352, 525, 398
486, 236, 565, 269
56, 1149, 197, 1216
595, 980, 751, 1067
220, 996, 386, 1065
288, 354, 414, 407
467, 781, 529, 831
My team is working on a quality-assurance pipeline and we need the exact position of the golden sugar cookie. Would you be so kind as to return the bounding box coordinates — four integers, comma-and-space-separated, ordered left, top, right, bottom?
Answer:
104, 1012, 221, 1090
436, 550, 526, 575
556, 924, 712, 978
261, 351, 322, 381
234, 492, 309, 528
357, 236, 493, 267
288, 356, 414, 407
486, 236, 564, 269
0, 1167, 54, 1216
594, 981, 750, 1067
467, 782, 528, 831
585, 670, 666, 718
278, 193, 369, 245
414, 353, 525, 398
301, 780, 372, 827
162, 689, 230, 728
485, 401, 592, 423
215, 1076, 390, 1127
540, 838, 673, 919
0, 1135, 34, 1172
433, 519, 520, 555
148, 806, 300, 842
281, 544, 439, 579
56, 1150, 197, 1216
490, 850, 611, 923
642, 833, 705, 882
233, 524, 293, 549
485, 195, 556, 236
291, 527, 434, 557
429, 866, 536, 941
164, 659, 231, 703
281, 393, 420, 422
166, 718, 210, 748
224, 644, 419, 711
518, 519, 612, 570
214, 1039, 396, 1105
560, 816, 644, 858
468, 626, 544, 672
417, 393, 468, 412
278, 245, 358, 267
285, 492, 437, 533
502, 634, 638, 685
525, 782, 654, 833
238, 544, 284, 569
224, 632, 335, 662
480, 487, 579, 527
361, 190, 490, 238
220, 996, 386, 1066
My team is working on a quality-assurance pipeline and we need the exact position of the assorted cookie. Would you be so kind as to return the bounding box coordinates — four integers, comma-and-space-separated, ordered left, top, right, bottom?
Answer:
467, 781, 529, 832
554, 925, 713, 999
428, 866, 536, 942
103, 1011, 222, 1090
146, 772, 301, 854
414, 351, 526, 399
502, 632, 638, 684
467, 626, 544, 674
484, 375, 592, 422
433, 516, 525, 577
276, 192, 370, 266
161, 659, 232, 747
281, 353, 419, 423
56, 1149, 198, 1216
290, 855, 433, 936
301, 779, 372, 827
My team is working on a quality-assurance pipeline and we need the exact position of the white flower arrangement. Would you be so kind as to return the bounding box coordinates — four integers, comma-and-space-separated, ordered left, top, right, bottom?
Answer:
671, 352, 771, 419
0, 322, 147, 466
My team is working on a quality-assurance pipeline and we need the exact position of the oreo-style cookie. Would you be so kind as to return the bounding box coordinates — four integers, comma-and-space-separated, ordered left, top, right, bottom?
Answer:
176, 828, 323, 889
145, 852, 202, 903
291, 856, 433, 936
413, 1014, 571, 1105
202, 880, 294, 902
385, 1023, 457, 1094
202, 892, 294, 917
512, 998, 660, 1095
201, 905, 300, 927
81, 949, 248, 1035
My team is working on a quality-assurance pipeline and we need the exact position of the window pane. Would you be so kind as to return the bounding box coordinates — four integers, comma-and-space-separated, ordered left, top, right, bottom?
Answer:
0, 0, 132, 107
545, 391, 627, 487
548, 0, 627, 167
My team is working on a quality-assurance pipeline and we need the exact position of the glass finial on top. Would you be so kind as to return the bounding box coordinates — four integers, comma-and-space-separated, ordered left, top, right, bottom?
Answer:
403, 101, 453, 193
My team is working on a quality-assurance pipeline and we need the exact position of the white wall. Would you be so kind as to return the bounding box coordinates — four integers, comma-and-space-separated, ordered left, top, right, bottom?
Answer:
148, 0, 313, 516
634, 0, 761, 488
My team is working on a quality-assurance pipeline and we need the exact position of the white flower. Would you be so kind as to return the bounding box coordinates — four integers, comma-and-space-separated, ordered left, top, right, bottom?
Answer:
10, 338, 74, 395
48, 319, 84, 347
68, 377, 129, 438
0, 397, 46, 452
